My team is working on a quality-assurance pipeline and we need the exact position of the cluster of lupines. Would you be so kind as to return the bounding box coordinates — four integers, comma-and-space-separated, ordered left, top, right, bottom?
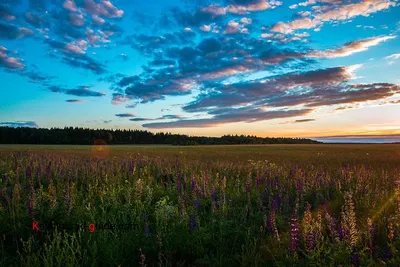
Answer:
0, 148, 400, 266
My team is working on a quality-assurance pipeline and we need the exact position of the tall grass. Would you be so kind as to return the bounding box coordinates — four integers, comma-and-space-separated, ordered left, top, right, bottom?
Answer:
0, 145, 400, 266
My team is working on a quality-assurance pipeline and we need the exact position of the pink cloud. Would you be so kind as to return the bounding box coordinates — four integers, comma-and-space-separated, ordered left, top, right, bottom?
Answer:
200, 25, 211, 32
309, 35, 396, 58
272, 0, 397, 33
84, 0, 124, 19
65, 42, 86, 54
69, 12, 85, 26
201, 5, 226, 16
0, 46, 25, 70
63, 0, 77, 12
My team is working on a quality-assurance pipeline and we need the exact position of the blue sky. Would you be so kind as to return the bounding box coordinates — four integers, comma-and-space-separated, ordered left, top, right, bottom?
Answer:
1, 0, 400, 139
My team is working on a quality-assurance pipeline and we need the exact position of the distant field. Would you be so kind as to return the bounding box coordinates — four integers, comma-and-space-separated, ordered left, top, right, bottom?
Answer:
1, 143, 399, 168
1, 144, 400, 266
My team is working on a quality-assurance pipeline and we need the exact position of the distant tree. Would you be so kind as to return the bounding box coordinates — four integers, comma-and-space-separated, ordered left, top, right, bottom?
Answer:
0, 127, 321, 145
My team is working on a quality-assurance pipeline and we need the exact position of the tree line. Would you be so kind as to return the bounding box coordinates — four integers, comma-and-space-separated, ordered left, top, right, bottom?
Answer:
0, 127, 321, 145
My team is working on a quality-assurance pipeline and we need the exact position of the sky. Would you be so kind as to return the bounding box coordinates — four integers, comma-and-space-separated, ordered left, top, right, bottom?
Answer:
1, 0, 400, 142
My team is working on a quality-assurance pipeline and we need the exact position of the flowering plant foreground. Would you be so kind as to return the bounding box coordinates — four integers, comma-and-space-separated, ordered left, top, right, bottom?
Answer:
0, 144, 400, 266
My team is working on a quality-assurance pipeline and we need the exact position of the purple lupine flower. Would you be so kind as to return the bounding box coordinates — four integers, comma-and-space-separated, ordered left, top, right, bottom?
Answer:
191, 178, 196, 191
177, 180, 182, 196
144, 223, 151, 236
271, 198, 277, 212
256, 176, 261, 188
306, 231, 316, 251
194, 198, 200, 211
367, 218, 376, 253
28, 183, 35, 219
189, 215, 197, 232
245, 181, 251, 193
269, 210, 280, 242
350, 248, 360, 267
295, 182, 302, 196
46, 162, 52, 177
26, 164, 32, 181
290, 216, 300, 254
63, 177, 71, 213
211, 187, 217, 202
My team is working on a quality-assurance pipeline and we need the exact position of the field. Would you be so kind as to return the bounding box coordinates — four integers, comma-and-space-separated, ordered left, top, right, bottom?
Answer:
1, 144, 400, 266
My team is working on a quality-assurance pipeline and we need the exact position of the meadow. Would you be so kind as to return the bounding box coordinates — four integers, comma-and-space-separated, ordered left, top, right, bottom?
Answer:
0, 144, 400, 266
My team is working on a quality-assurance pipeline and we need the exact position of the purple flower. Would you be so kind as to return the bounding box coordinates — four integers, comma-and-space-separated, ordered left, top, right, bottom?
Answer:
189, 215, 197, 232
46, 162, 52, 177
350, 248, 360, 267
246, 181, 251, 193
28, 185, 34, 219
144, 223, 150, 236
194, 198, 200, 211
177, 180, 182, 196
26, 165, 32, 181
256, 176, 261, 188
191, 178, 196, 191
271, 198, 277, 212
306, 231, 316, 251
211, 187, 217, 202
290, 216, 300, 254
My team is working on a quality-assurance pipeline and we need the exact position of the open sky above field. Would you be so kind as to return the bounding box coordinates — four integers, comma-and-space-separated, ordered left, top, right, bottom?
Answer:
1, 0, 400, 141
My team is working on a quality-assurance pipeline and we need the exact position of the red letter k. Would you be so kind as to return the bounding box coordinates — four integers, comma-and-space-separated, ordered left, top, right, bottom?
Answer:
32, 221, 39, 231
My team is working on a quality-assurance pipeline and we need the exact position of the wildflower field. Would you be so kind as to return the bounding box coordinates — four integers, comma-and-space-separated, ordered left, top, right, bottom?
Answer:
1, 144, 400, 266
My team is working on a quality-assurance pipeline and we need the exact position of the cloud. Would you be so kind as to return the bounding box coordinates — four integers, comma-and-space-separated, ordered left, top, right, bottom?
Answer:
294, 119, 315, 123
171, 7, 225, 27
180, 64, 400, 123
63, 0, 77, 12
0, 22, 33, 40
224, 20, 241, 34
271, 0, 397, 33
45, 39, 106, 74
125, 104, 137, 108
49, 85, 105, 97
0, 121, 39, 128
200, 24, 211, 32
115, 113, 135, 118
69, 12, 85, 27
65, 99, 86, 103
129, 115, 184, 122
0, 4, 16, 21
226, 0, 283, 14
82, 0, 124, 19
261, 31, 310, 43
201, 5, 227, 16
112, 93, 129, 105
385, 53, 400, 60
199, 0, 282, 17
280, 118, 316, 124
130, 118, 150, 122
142, 108, 312, 128
183, 65, 361, 113
335, 105, 358, 111
0, 45, 24, 70
309, 36, 396, 58
24, 12, 50, 28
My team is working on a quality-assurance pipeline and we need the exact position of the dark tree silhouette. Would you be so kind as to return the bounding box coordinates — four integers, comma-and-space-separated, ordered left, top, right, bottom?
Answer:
0, 127, 320, 145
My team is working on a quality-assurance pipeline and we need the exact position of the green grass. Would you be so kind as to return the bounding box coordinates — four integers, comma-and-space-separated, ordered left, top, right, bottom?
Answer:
1, 144, 400, 266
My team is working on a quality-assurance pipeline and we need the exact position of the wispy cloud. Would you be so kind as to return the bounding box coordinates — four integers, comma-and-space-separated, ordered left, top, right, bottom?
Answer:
0, 121, 39, 128
0, 46, 24, 70
65, 99, 86, 103
115, 113, 135, 118
271, 0, 397, 33
49, 85, 105, 97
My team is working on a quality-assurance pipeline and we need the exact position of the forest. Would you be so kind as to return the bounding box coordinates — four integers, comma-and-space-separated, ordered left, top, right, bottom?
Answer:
0, 127, 320, 145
